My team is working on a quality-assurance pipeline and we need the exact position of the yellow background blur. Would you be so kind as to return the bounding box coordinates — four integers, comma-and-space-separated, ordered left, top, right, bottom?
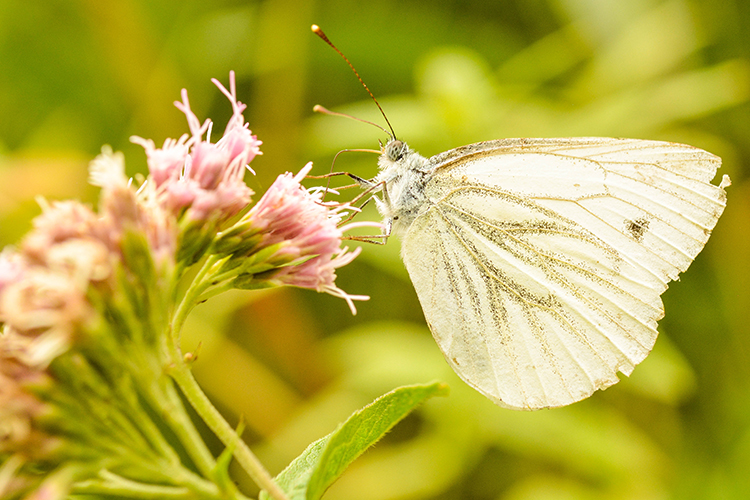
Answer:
1, 0, 749, 499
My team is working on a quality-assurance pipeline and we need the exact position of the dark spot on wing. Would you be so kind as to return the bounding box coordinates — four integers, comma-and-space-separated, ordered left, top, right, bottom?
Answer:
625, 217, 650, 242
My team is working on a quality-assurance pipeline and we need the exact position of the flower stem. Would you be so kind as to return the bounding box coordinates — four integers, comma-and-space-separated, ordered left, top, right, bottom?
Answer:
144, 373, 218, 479
73, 469, 222, 500
166, 355, 289, 500
172, 255, 223, 336
167, 251, 288, 499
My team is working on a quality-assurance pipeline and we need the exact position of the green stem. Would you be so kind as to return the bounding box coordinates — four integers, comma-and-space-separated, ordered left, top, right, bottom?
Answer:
166, 354, 289, 500
72, 470, 219, 500
172, 255, 222, 336
50, 356, 168, 465
143, 374, 218, 479
167, 251, 288, 500
194, 280, 237, 303
125, 376, 185, 466
200, 265, 246, 286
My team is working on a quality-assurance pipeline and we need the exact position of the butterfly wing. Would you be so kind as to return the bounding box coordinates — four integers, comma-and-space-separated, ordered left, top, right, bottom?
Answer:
400, 137, 728, 410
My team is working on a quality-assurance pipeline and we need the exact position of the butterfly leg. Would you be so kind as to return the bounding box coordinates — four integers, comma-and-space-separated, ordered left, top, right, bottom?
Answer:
342, 178, 392, 244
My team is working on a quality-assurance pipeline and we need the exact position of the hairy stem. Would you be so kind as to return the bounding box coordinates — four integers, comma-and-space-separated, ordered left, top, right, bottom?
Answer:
165, 343, 289, 500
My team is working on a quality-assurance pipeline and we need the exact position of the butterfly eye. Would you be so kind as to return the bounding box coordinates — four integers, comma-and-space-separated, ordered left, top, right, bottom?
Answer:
386, 140, 406, 161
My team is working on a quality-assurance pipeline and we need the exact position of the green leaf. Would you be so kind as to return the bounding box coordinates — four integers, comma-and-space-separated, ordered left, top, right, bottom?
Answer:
213, 422, 245, 496
261, 382, 449, 500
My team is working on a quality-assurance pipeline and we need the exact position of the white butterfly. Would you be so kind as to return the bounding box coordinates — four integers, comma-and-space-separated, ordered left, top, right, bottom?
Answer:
368, 136, 729, 410
310, 24, 730, 410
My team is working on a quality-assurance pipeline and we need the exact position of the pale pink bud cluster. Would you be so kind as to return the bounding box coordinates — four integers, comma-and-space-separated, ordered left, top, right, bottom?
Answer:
0, 177, 173, 369
0, 228, 99, 475
22, 201, 103, 264
132, 71, 261, 222
0, 249, 25, 296
88, 146, 177, 264
244, 163, 372, 313
0, 201, 111, 369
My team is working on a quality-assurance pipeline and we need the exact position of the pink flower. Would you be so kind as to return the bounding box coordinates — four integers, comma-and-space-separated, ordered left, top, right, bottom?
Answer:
87, 147, 177, 265
88, 146, 128, 190
245, 163, 372, 313
131, 71, 260, 222
0, 250, 25, 296
0, 268, 89, 367
21, 201, 101, 265
99, 181, 177, 266
189, 142, 230, 190
135, 137, 189, 188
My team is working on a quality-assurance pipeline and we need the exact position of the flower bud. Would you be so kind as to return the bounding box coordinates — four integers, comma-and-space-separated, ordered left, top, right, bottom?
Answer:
225, 163, 371, 313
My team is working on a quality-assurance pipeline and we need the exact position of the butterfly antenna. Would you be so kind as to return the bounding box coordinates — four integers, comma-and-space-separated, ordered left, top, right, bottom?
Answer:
311, 24, 397, 140
313, 105, 390, 136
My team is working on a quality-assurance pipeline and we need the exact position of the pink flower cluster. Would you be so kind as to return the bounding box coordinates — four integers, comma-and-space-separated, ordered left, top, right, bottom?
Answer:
88, 147, 176, 264
0, 201, 113, 369
245, 163, 371, 313
132, 71, 261, 222
0, 71, 373, 497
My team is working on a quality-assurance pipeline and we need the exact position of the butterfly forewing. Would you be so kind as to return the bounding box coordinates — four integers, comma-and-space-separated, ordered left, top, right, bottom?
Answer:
401, 137, 727, 409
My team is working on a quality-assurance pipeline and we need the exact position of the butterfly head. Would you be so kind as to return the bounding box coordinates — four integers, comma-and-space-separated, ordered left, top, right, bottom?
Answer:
377, 138, 429, 178
378, 138, 416, 175
384, 139, 407, 162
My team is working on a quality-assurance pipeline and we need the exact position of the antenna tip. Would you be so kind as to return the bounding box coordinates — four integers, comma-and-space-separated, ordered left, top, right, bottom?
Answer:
311, 24, 329, 42
313, 105, 335, 116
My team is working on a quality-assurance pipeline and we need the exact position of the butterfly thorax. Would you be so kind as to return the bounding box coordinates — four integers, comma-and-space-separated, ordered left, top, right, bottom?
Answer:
374, 139, 433, 235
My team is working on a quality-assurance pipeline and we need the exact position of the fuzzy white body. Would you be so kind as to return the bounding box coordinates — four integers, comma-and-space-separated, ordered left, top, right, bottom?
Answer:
372, 140, 432, 236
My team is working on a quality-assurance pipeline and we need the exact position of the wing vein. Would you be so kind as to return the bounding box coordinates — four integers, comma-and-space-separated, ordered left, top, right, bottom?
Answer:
440, 195, 662, 319
431, 204, 635, 369
435, 198, 657, 362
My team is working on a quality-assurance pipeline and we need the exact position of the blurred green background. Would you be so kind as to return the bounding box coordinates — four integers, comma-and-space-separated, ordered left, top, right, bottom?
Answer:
1, 0, 749, 498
